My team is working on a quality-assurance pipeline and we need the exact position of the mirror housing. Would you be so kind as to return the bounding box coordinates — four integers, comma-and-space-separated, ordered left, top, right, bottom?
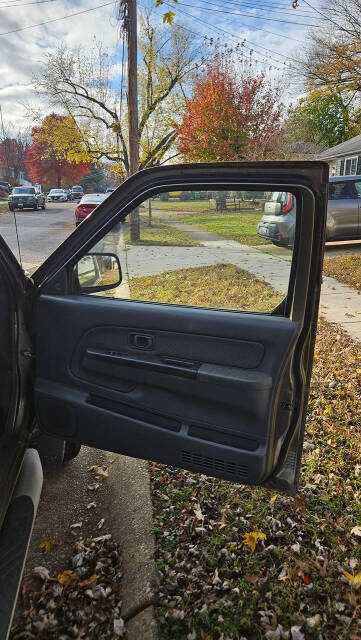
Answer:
74, 252, 122, 293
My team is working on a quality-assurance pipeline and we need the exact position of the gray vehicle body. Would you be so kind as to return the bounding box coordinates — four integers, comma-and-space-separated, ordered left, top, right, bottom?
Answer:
8, 187, 45, 211
257, 175, 361, 247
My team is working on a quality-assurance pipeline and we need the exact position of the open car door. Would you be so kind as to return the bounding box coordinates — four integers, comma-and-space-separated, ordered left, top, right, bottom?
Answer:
32, 162, 328, 494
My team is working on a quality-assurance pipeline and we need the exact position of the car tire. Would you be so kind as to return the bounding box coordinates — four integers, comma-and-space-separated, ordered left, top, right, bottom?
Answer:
63, 442, 81, 463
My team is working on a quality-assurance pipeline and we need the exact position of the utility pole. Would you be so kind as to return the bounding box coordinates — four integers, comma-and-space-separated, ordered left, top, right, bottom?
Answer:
125, 0, 140, 241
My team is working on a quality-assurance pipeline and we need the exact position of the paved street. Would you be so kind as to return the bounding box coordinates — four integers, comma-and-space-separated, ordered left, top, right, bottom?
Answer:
0, 202, 76, 272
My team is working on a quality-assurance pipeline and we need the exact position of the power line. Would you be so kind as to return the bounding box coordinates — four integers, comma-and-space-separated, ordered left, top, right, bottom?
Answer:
301, 0, 348, 33
0, 0, 116, 36
0, 0, 57, 9
169, 0, 307, 43
213, 0, 317, 15
200, 0, 317, 19
163, 2, 292, 64
175, 1, 316, 26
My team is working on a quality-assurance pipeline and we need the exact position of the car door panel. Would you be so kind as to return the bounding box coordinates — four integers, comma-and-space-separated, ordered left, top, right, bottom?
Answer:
35, 293, 299, 486
32, 162, 329, 493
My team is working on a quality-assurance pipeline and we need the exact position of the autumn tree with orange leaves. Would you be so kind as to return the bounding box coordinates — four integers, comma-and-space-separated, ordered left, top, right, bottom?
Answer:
25, 114, 91, 188
175, 64, 284, 162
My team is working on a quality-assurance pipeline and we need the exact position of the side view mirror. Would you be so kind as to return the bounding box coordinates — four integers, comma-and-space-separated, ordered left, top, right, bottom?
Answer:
74, 252, 122, 293
263, 201, 281, 215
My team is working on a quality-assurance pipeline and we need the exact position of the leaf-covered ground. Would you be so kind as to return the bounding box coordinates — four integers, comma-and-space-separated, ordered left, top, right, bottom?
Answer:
323, 255, 361, 292
129, 264, 283, 312
143, 266, 361, 639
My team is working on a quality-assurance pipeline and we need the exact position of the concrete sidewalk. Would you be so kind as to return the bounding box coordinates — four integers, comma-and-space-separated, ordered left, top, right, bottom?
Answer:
126, 220, 361, 342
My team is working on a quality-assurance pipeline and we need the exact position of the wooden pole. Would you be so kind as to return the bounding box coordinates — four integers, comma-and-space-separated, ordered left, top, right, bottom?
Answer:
126, 0, 140, 241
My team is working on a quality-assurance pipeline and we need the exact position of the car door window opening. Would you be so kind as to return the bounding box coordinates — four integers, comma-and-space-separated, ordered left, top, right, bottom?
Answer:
69, 186, 303, 318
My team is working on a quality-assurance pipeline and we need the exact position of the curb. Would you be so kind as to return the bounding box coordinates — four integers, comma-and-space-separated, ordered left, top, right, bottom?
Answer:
107, 455, 158, 640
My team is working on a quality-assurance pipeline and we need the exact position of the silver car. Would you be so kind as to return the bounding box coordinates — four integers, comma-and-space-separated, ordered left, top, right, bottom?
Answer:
257, 175, 361, 247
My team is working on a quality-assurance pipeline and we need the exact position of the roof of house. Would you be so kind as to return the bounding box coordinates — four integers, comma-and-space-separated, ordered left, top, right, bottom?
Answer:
319, 134, 361, 160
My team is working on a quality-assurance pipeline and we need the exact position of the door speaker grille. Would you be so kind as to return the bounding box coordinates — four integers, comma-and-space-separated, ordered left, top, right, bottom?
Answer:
182, 450, 248, 478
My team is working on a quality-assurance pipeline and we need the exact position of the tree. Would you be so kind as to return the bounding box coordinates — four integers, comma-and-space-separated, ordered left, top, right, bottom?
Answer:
0, 125, 30, 185
176, 63, 283, 162
32, 13, 200, 176
25, 114, 91, 187
287, 89, 361, 148
300, 0, 361, 102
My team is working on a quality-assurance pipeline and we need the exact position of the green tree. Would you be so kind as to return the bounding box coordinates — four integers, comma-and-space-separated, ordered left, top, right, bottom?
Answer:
288, 89, 361, 148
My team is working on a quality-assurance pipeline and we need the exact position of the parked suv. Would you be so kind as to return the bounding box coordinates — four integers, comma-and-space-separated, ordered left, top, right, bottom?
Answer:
71, 185, 84, 200
258, 175, 361, 247
8, 186, 45, 211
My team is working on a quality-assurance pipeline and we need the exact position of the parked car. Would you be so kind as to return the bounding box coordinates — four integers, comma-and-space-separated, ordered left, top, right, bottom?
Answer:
8, 186, 46, 211
71, 185, 84, 200
48, 189, 67, 202
75, 193, 108, 226
257, 175, 361, 248
0, 181, 10, 196
64, 188, 72, 201
105, 186, 116, 193
0, 162, 329, 637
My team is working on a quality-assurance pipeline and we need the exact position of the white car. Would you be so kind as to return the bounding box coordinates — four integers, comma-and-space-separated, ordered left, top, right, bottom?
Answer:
48, 189, 67, 202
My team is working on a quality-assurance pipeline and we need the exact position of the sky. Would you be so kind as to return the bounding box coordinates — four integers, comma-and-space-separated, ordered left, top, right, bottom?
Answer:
0, 0, 320, 130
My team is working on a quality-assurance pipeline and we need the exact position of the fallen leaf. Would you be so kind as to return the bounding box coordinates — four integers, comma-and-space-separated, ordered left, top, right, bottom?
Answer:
70, 522, 82, 529
57, 569, 74, 584
343, 571, 361, 589
301, 572, 312, 585
33, 566, 50, 581
87, 483, 100, 491
39, 540, 54, 553
242, 531, 266, 552
351, 525, 361, 537
97, 518, 105, 529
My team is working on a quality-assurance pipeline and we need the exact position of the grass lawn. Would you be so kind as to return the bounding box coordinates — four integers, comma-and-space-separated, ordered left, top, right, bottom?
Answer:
0, 200, 8, 213
323, 254, 361, 291
179, 212, 266, 246
151, 200, 212, 213
129, 263, 282, 312
124, 216, 199, 246
136, 266, 361, 639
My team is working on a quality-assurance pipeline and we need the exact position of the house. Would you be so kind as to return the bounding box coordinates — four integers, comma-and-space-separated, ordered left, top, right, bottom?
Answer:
0, 162, 14, 183
319, 134, 361, 176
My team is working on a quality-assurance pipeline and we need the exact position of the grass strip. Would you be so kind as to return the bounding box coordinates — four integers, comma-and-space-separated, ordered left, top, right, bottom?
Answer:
129, 263, 283, 312
323, 254, 361, 292
124, 216, 199, 247
179, 213, 266, 246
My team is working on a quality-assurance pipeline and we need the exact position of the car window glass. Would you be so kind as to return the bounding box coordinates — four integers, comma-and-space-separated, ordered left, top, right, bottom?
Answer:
73, 188, 297, 315
328, 182, 355, 200
353, 181, 361, 197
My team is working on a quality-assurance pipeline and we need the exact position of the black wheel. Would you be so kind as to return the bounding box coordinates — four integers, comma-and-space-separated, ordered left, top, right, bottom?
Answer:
32, 433, 66, 473
63, 442, 81, 463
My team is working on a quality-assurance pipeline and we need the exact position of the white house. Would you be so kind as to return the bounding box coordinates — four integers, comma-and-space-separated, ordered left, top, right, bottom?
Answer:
319, 134, 361, 176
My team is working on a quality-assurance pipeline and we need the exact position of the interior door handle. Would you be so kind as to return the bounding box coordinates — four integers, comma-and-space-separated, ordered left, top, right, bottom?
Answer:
129, 333, 154, 349
85, 348, 199, 378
